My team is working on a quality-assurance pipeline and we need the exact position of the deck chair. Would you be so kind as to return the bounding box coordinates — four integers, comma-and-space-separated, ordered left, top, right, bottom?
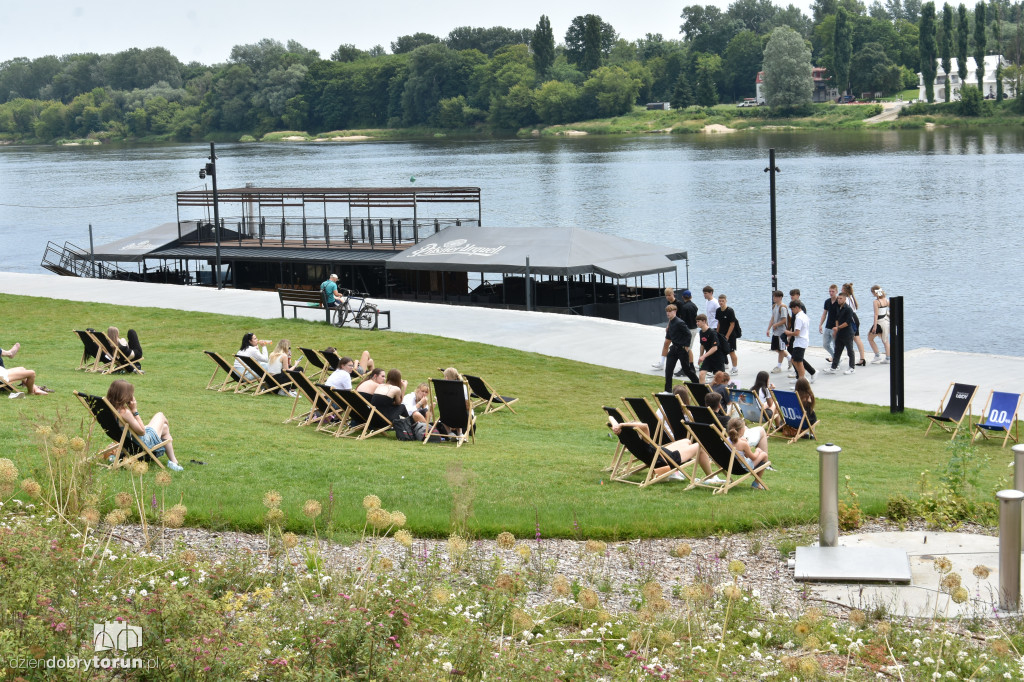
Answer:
425, 378, 476, 447
74, 329, 102, 371
685, 421, 769, 494
235, 355, 293, 397
601, 406, 636, 476
684, 381, 711, 407
608, 421, 697, 487
623, 396, 668, 445
204, 350, 250, 392
653, 392, 690, 442
770, 389, 818, 443
74, 390, 168, 470
973, 390, 1021, 448
284, 370, 330, 426
686, 405, 729, 437
298, 347, 330, 383
464, 374, 518, 415
93, 333, 140, 375
0, 375, 22, 398
926, 382, 978, 440
316, 385, 393, 439
729, 389, 766, 426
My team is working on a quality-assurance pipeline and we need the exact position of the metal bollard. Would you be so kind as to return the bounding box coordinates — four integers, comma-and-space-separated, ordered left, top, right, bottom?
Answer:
1013, 444, 1024, 544
997, 489, 1024, 611
817, 443, 841, 548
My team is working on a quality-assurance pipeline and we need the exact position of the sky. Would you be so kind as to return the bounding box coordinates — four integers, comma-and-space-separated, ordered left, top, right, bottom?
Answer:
0, 0, 813, 64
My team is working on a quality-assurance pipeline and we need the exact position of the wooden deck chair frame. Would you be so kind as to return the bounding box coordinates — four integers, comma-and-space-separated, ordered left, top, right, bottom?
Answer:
322, 349, 373, 385
463, 374, 518, 415
926, 382, 978, 440
622, 396, 667, 445
74, 329, 102, 371
317, 385, 393, 439
284, 370, 330, 426
204, 350, 248, 392
236, 355, 293, 396
685, 421, 768, 494
684, 405, 729, 438
652, 392, 690, 443
92, 332, 141, 375
769, 389, 818, 444
602, 406, 637, 476
314, 383, 353, 436
424, 378, 476, 447
74, 390, 168, 470
0, 375, 21, 397
298, 347, 330, 384
729, 388, 767, 426
608, 421, 698, 488
973, 390, 1021, 448
684, 381, 711, 408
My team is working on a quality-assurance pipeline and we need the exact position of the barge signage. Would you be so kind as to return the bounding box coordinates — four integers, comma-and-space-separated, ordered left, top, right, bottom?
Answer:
407, 239, 505, 258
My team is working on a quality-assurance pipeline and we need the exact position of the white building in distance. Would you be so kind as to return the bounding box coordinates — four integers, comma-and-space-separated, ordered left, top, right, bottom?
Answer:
918, 55, 1012, 101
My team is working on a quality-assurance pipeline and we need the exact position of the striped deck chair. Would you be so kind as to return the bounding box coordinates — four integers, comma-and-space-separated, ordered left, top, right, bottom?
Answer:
607, 420, 697, 488
770, 389, 818, 443
684, 421, 769, 494
973, 390, 1021, 448
926, 382, 977, 440
74, 329, 102, 371
74, 390, 168, 470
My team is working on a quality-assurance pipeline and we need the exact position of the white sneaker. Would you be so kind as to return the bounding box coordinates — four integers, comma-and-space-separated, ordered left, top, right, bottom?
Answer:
881, 357, 890, 364
809, 372, 817, 384
770, 366, 781, 373
729, 367, 739, 375
167, 461, 184, 472
843, 368, 855, 375
7, 391, 23, 399
700, 475, 725, 485
871, 354, 882, 363
823, 368, 836, 375
667, 470, 687, 481
651, 360, 665, 369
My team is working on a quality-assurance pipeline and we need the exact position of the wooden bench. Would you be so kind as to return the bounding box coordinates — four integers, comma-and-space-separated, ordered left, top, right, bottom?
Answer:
277, 288, 335, 324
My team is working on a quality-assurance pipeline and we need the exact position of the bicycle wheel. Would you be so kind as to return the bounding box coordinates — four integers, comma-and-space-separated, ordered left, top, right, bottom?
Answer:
357, 304, 378, 329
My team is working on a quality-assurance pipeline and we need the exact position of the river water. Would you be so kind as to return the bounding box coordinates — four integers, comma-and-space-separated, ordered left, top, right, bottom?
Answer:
1, 129, 1022, 355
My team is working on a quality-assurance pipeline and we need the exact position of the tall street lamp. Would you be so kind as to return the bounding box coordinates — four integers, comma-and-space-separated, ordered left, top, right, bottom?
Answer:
763, 148, 780, 293
199, 142, 222, 290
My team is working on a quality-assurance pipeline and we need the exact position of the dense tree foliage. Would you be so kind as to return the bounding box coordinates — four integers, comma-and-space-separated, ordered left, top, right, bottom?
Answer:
762, 26, 814, 107
941, 3, 954, 100
920, 2, 938, 101
532, 16, 556, 77
974, 2, 987, 89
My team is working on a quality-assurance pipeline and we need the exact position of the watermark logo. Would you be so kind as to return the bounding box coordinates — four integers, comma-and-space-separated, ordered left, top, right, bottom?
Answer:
93, 622, 142, 652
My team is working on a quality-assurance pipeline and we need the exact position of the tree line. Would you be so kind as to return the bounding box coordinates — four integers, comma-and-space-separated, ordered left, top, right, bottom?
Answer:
1, 2, 1023, 141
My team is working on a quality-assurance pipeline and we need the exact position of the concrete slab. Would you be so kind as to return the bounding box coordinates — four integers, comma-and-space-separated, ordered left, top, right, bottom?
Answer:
795, 546, 911, 583
2, 271, 1024, 413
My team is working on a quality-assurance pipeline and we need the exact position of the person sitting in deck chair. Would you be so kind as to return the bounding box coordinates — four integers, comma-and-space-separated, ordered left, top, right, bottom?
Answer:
725, 417, 771, 488
403, 382, 431, 423
106, 379, 184, 471
1, 342, 51, 396
267, 339, 301, 397
356, 368, 386, 396
608, 417, 714, 482
234, 332, 270, 381
704, 392, 729, 423
103, 327, 144, 373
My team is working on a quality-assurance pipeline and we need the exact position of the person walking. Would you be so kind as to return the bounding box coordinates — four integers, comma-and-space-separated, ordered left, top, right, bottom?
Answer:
702, 286, 719, 331
678, 289, 700, 374
715, 294, 741, 375
766, 290, 790, 374
782, 301, 816, 383
818, 284, 840, 362
868, 285, 890, 363
785, 288, 802, 377
651, 288, 679, 371
825, 291, 856, 374
695, 314, 726, 384
663, 304, 698, 391
842, 283, 867, 366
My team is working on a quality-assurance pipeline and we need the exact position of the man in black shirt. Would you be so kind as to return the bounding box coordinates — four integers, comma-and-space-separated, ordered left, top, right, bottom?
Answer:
678, 289, 700, 372
652, 288, 679, 371
827, 292, 856, 373
715, 294, 741, 375
664, 304, 697, 391
818, 284, 840, 362
695, 314, 725, 383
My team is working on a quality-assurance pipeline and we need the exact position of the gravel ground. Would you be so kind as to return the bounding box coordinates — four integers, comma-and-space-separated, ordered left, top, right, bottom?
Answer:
108, 518, 997, 618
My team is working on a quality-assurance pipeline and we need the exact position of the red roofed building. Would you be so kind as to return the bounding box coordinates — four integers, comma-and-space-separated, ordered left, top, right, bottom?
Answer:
755, 67, 839, 105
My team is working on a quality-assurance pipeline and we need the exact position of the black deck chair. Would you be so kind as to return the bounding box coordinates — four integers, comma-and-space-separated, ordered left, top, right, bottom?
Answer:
425, 378, 476, 447
608, 421, 697, 488
298, 347, 330, 383
653, 392, 690, 442
74, 390, 168, 470
236, 355, 294, 397
686, 405, 729, 437
93, 333, 141, 375
602, 405, 636, 476
926, 382, 978, 440
316, 384, 393, 439
204, 350, 250, 392
622, 396, 667, 445
284, 369, 330, 426
74, 330, 101, 371
0, 375, 21, 397
685, 421, 768, 495
320, 349, 343, 372
684, 381, 711, 407
463, 374, 518, 415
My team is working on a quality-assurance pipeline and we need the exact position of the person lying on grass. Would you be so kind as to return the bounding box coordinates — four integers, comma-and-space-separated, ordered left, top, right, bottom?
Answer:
607, 415, 717, 482
106, 379, 184, 471
1, 342, 51, 396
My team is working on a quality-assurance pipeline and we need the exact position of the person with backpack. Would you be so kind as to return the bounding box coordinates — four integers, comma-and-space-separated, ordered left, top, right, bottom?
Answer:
715, 294, 741, 376
695, 314, 726, 383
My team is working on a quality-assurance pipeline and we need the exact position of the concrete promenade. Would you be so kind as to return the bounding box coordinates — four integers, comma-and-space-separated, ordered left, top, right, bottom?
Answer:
2, 272, 1022, 412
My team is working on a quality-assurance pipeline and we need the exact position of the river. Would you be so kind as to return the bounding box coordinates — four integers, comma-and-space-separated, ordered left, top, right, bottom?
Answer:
1, 128, 1022, 355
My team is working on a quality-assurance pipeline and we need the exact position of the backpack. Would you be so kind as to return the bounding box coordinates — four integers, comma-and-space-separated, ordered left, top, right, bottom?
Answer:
393, 416, 417, 441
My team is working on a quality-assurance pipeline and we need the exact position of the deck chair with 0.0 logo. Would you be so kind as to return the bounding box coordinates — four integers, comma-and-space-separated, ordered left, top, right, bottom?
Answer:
972, 390, 1021, 448
684, 421, 769, 494
74, 390, 168, 470
769, 389, 818, 443
925, 382, 978, 440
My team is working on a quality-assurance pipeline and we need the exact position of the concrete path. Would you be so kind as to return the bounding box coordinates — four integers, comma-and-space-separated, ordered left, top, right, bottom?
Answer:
864, 101, 909, 124
2, 271, 1023, 412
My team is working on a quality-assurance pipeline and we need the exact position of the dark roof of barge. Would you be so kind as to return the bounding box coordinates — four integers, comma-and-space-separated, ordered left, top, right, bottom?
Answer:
152, 245, 396, 264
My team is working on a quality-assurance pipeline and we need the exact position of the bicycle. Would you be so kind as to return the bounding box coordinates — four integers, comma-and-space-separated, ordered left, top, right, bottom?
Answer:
336, 291, 380, 329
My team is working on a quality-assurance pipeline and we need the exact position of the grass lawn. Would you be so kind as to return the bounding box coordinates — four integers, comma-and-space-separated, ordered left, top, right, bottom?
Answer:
0, 293, 1009, 541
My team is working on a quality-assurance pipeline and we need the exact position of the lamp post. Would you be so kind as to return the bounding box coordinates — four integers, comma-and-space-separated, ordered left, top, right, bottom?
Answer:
763, 149, 780, 293
199, 142, 222, 290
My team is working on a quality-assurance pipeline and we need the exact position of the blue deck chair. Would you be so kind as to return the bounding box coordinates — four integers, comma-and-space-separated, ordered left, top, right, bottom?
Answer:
770, 389, 818, 443
973, 390, 1021, 448
925, 382, 977, 440
729, 389, 766, 425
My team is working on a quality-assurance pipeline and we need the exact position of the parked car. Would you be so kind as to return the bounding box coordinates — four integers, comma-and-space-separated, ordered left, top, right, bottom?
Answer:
737, 98, 758, 108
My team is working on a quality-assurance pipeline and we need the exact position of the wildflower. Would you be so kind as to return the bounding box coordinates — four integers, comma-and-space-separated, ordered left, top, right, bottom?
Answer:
990, 640, 1010, 656
431, 586, 450, 604
649, 597, 670, 613
671, 542, 692, 558
263, 490, 283, 509
180, 549, 198, 564
551, 574, 571, 597
511, 609, 533, 631
377, 557, 393, 572
803, 635, 821, 651
849, 609, 867, 626
682, 584, 708, 601
940, 573, 962, 593
447, 534, 468, 557
35, 425, 52, 436
265, 508, 285, 527
722, 584, 742, 600
627, 630, 643, 648
394, 529, 413, 547
933, 556, 952, 574
496, 531, 515, 550
154, 471, 172, 487
169, 503, 187, 517
115, 492, 134, 509
161, 509, 185, 529
303, 499, 322, 519
577, 587, 599, 609
53, 434, 69, 448
514, 544, 531, 562
69, 437, 86, 452
804, 607, 823, 623
952, 587, 969, 604
728, 559, 746, 576
282, 532, 298, 549
798, 656, 819, 676
0, 459, 19, 484
20, 478, 41, 498
584, 539, 607, 554
493, 574, 515, 592
794, 622, 811, 637
105, 509, 128, 526
642, 581, 663, 601
441, 662, 453, 673
80, 508, 100, 526
362, 494, 381, 509
364, 507, 388, 530
875, 622, 892, 637
389, 510, 405, 527
973, 565, 991, 580
130, 461, 148, 476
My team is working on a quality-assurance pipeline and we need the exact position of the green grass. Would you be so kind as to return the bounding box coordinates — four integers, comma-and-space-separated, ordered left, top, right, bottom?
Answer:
0, 293, 1011, 541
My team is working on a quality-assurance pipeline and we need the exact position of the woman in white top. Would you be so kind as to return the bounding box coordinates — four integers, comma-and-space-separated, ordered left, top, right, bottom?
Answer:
868, 285, 890, 363
233, 332, 270, 380
841, 283, 867, 366
267, 339, 301, 396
